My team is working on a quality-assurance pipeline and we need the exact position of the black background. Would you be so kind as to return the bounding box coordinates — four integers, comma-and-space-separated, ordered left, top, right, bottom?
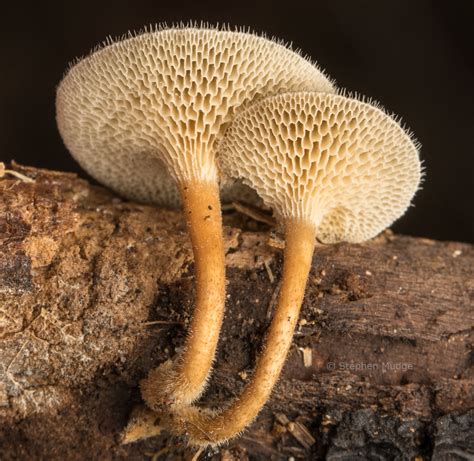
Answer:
1, 0, 472, 243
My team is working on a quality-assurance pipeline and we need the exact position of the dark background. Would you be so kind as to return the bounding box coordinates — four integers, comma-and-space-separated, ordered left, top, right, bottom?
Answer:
1, 1, 472, 243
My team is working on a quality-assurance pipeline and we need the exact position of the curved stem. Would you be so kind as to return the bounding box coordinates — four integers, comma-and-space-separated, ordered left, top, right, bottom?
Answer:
173, 217, 316, 446
141, 179, 226, 407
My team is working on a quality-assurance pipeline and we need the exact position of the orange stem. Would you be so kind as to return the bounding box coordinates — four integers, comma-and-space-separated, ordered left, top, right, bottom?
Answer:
172, 217, 316, 445
141, 180, 226, 407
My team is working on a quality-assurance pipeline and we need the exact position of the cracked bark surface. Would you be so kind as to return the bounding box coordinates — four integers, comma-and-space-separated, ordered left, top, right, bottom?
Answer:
0, 164, 473, 460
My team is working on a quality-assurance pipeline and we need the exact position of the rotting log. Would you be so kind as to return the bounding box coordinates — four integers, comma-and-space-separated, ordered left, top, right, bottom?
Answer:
0, 164, 473, 460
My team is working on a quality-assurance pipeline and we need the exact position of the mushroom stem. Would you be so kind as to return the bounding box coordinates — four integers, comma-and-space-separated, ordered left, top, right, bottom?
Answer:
172, 217, 316, 446
141, 180, 226, 407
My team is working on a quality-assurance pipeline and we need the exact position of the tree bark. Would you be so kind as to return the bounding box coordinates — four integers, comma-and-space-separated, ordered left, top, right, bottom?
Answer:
0, 164, 473, 460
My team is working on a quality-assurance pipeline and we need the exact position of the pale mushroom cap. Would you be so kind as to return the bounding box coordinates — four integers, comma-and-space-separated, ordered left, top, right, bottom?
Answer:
218, 92, 422, 243
56, 25, 334, 203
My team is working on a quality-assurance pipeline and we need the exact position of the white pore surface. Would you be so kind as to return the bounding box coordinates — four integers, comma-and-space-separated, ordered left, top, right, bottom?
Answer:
218, 92, 421, 243
56, 25, 334, 206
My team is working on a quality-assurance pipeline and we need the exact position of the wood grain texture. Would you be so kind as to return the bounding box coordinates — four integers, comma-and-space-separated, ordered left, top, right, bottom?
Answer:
0, 164, 472, 460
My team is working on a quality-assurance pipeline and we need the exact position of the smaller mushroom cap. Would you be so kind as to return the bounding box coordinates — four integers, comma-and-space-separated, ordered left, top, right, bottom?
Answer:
218, 92, 422, 243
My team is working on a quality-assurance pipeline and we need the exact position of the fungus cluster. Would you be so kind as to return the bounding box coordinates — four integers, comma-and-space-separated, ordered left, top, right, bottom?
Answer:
56, 23, 421, 449
57, 24, 334, 411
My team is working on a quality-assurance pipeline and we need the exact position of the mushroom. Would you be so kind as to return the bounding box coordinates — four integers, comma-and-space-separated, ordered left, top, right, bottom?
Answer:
129, 91, 421, 446
56, 24, 335, 409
